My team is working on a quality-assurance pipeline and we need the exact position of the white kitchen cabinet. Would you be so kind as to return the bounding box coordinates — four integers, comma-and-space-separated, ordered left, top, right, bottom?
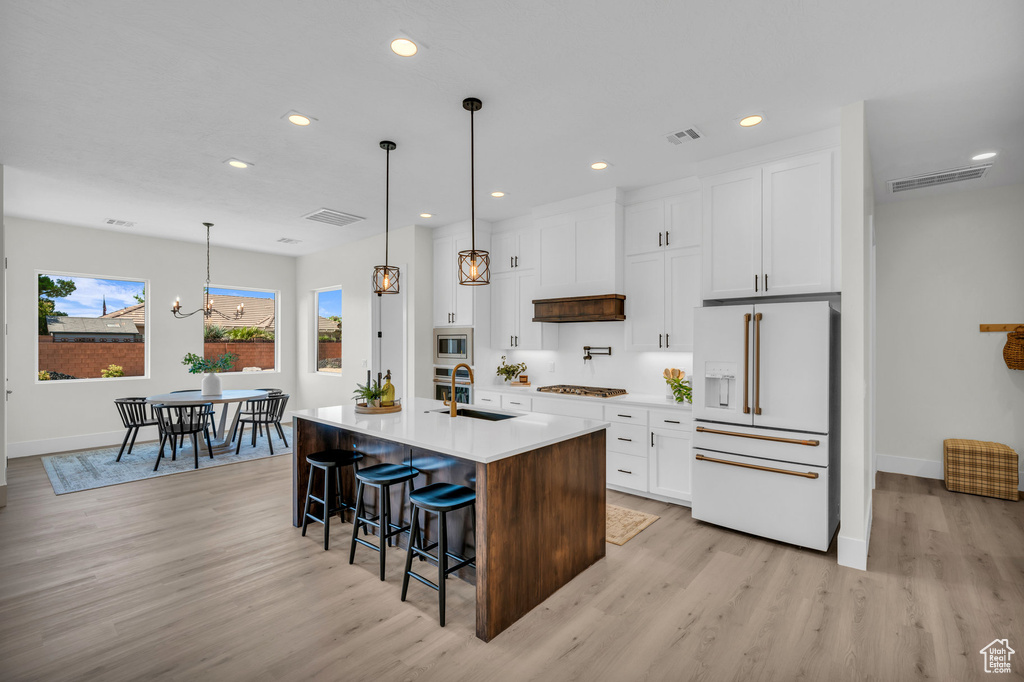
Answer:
535, 203, 623, 299
433, 233, 476, 326
606, 408, 650, 494
500, 394, 532, 411
475, 390, 501, 408
624, 191, 700, 256
649, 427, 691, 502
492, 227, 539, 274
702, 150, 836, 300
624, 248, 701, 352
490, 270, 557, 350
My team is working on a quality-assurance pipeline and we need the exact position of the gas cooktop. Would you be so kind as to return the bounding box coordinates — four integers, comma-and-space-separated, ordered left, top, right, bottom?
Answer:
536, 385, 628, 398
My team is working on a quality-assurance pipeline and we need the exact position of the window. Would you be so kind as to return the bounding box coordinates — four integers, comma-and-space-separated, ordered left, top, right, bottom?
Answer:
202, 286, 278, 373
315, 288, 342, 373
37, 272, 147, 381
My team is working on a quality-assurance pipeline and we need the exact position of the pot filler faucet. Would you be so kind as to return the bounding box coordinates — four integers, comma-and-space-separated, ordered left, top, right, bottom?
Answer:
583, 346, 612, 363
443, 363, 475, 417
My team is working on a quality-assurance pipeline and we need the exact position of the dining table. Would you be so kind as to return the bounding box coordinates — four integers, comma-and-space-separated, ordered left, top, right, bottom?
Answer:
146, 389, 268, 450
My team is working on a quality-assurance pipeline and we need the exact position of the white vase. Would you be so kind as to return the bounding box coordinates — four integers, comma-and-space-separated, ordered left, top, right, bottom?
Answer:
202, 372, 221, 396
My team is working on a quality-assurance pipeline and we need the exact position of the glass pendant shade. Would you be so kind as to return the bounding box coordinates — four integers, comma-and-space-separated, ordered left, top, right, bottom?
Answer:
459, 97, 489, 286
373, 140, 400, 295
458, 249, 490, 285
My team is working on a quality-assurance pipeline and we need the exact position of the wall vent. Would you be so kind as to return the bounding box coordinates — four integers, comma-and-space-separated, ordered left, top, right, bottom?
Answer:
276, 237, 302, 244
105, 218, 136, 228
888, 164, 992, 193
665, 127, 704, 146
302, 208, 365, 227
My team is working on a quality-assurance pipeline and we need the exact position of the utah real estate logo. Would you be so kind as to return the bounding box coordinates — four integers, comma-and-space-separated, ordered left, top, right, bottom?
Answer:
980, 639, 1015, 674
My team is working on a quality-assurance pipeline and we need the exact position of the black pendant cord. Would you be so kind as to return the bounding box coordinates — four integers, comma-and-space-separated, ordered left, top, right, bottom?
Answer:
470, 106, 475, 254
385, 146, 390, 269
204, 222, 211, 314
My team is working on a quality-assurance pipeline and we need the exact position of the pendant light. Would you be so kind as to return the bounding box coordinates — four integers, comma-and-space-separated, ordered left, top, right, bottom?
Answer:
458, 97, 490, 286
372, 140, 400, 295
171, 222, 216, 318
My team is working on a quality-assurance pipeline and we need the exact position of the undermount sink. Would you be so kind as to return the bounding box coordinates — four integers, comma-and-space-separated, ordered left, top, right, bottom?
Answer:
428, 408, 518, 421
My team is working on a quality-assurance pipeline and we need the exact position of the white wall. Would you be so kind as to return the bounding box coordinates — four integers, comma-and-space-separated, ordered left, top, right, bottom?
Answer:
875, 183, 1024, 486
838, 101, 874, 571
294, 224, 433, 411
5, 217, 297, 457
1, 165, 7, 503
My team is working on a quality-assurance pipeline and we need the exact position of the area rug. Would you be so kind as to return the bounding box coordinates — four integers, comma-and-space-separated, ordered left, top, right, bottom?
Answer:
606, 504, 660, 545
41, 424, 292, 495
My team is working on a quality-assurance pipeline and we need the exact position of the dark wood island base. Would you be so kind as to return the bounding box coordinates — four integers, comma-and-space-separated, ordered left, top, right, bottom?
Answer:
292, 417, 606, 641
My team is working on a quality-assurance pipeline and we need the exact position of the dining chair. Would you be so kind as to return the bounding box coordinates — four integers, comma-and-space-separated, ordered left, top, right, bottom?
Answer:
152, 403, 214, 471
233, 388, 284, 442
234, 394, 290, 455
113, 397, 158, 462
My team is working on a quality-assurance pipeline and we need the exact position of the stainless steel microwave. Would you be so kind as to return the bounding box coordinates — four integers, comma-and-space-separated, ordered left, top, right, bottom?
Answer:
433, 327, 473, 365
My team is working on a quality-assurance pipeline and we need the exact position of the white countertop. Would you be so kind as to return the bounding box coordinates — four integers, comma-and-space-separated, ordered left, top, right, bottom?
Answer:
291, 397, 609, 464
477, 384, 693, 411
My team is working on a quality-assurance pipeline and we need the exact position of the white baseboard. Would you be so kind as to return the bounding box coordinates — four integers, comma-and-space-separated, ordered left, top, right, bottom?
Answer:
876, 451, 1024, 490
7, 427, 160, 458
838, 504, 872, 571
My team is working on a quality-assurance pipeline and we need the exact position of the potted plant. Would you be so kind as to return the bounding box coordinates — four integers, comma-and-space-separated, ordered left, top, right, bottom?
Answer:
496, 355, 527, 383
352, 379, 385, 408
663, 368, 692, 404
182, 351, 238, 396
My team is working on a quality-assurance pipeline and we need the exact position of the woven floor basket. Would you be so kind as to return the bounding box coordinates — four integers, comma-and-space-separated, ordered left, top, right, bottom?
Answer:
1004, 326, 1024, 370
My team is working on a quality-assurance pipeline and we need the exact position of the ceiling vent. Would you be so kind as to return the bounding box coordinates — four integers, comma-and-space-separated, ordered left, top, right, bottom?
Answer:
888, 164, 992, 193
302, 208, 365, 227
105, 218, 136, 228
665, 127, 704, 146
276, 237, 302, 244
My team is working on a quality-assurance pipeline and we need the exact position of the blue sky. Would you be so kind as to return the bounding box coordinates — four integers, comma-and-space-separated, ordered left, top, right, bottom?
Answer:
317, 289, 342, 318
41, 274, 145, 318
208, 287, 275, 299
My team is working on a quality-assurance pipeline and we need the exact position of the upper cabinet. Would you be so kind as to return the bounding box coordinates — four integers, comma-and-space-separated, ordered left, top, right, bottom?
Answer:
433, 232, 480, 327
491, 228, 539, 274
624, 191, 701, 256
534, 199, 624, 299
702, 150, 836, 300
491, 270, 557, 350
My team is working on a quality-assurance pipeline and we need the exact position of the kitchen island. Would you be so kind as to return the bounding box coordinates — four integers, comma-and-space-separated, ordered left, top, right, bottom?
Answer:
290, 397, 608, 641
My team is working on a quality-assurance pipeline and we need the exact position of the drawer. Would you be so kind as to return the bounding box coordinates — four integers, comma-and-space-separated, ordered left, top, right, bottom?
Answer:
604, 405, 649, 425
607, 422, 647, 457
475, 391, 501, 407
532, 397, 604, 420
501, 395, 532, 411
649, 409, 692, 431
607, 452, 648, 492
693, 423, 828, 468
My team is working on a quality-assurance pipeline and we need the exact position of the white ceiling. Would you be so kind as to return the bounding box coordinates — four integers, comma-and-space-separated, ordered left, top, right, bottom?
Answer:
2, 0, 1022, 255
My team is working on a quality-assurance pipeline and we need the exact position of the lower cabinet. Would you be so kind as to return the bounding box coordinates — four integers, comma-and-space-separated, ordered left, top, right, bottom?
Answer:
649, 427, 692, 501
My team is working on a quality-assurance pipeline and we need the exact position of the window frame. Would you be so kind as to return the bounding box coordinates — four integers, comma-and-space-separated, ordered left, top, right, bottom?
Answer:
203, 283, 281, 375
312, 285, 343, 377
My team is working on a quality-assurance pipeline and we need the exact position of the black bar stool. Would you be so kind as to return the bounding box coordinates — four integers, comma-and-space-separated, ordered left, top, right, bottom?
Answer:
301, 449, 364, 550
349, 463, 420, 580
401, 482, 476, 626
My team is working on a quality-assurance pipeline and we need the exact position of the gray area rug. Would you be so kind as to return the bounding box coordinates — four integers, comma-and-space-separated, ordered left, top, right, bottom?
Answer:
41, 424, 292, 495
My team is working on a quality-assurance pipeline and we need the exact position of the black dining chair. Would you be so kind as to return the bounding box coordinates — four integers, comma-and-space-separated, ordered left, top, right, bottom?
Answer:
113, 397, 158, 462
152, 403, 214, 471
233, 388, 284, 442
234, 394, 289, 454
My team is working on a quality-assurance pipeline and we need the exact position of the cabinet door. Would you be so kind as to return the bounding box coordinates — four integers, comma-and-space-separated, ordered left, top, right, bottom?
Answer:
702, 167, 762, 299
432, 235, 453, 327
491, 231, 516, 274
762, 151, 834, 296
537, 215, 576, 290
664, 249, 701, 352
452, 235, 475, 326
624, 200, 665, 256
665, 191, 701, 250
515, 271, 543, 349
515, 226, 540, 270
649, 428, 691, 501
490, 272, 516, 350
624, 252, 666, 351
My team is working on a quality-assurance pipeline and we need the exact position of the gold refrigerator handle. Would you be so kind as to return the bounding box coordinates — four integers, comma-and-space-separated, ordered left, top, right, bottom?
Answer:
696, 454, 819, 479
754, 312, 763, 416
695, 426, 820, 447
742, 313, 751, 414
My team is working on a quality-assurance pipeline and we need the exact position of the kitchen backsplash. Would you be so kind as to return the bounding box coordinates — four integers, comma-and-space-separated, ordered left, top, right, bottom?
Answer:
476, 321, 693, 396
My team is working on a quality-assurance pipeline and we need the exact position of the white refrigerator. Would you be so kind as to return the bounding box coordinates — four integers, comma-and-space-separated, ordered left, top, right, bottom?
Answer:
692, 300, 839, 551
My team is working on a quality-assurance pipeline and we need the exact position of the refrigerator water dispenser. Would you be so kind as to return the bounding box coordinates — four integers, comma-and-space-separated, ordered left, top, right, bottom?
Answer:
704, 362, 738, 410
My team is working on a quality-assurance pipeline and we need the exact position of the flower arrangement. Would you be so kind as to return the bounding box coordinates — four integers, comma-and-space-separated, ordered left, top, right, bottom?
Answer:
181, 351, 238, 374
663, 368, 692, 404
496, 355, 527, 382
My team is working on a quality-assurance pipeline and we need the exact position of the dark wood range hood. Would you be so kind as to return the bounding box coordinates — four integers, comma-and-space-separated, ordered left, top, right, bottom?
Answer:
532, 294, 626, 323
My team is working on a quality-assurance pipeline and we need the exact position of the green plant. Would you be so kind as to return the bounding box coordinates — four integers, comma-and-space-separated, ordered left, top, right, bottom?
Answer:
181, 351, 238, 375
226, 326, 273, 341
352, 380, 384, 404
203, 324, 227, 341
100, 364, 125, 378
38, 274, 77, 335
38, 370, 50, 381
663, 368, 692, 404
318, 334, 341, 342
496, 355, 527, 382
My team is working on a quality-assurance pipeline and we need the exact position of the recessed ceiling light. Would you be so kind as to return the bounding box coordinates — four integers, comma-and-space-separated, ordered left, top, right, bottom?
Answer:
491, 191, 505, 198
288, 114, 310, 126
591, 161, 609, 170
391, 38, 417, 57
419, 213, 433, 218
972, 151, 997, 161
225, 158, 253, 169
739, 115, 763, 127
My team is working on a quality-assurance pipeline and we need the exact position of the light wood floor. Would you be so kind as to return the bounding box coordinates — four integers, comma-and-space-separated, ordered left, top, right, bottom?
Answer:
1, 455, 1021, 681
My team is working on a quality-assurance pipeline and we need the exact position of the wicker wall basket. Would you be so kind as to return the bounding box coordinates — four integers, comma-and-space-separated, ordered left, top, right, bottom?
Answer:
1003, 326, 1024, 370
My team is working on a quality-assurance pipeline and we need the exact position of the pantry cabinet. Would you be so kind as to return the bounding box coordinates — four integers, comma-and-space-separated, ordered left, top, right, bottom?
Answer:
702, 150, 836, 300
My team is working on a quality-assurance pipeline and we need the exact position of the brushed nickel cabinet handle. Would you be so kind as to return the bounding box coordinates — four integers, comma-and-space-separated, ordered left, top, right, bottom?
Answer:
696, 454, 819, 479
695, 426, 819, 446
743, 313, 751, 414
754, 312, 763, 416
